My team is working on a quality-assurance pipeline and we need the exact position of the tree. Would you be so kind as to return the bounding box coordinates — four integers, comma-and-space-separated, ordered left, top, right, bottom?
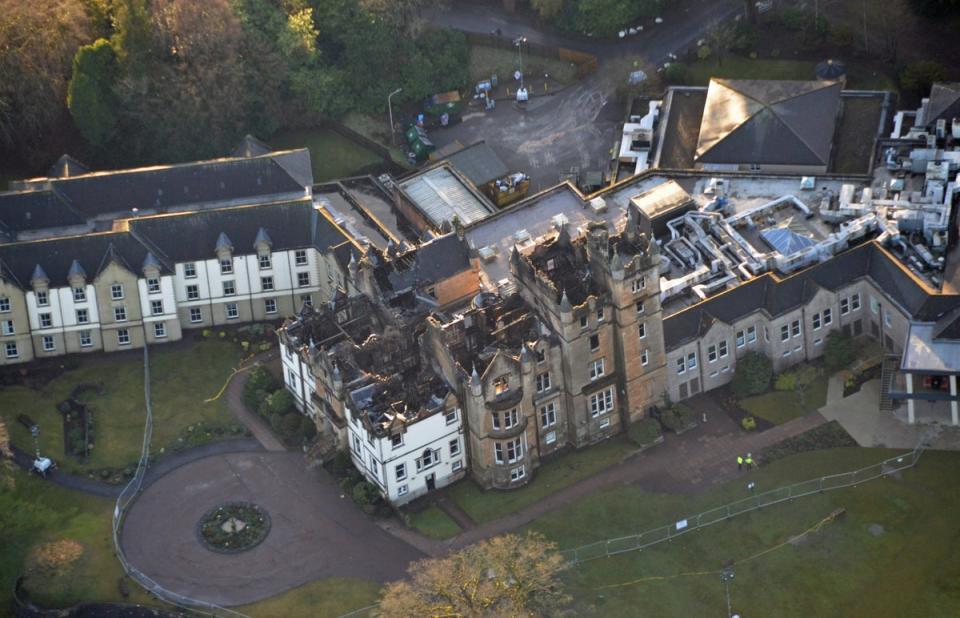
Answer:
68, 39, 119, 148
531, 0, 565, 20
377, 532, 571, 617
0, 417, 14, 491
743, 0, 758, 24
707, 22, 736, 67
731, 352, 773, 399
823, 332, 856, 374
360, 0, 441, 36
900, 60, 946, 100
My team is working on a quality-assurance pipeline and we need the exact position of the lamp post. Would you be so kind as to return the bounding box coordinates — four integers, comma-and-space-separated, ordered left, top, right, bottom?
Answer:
513, 36, 527, 90
387, 88, 402, 145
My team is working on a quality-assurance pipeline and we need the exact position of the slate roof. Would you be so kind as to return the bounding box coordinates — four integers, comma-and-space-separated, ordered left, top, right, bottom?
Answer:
663, 242, 958, 349
374, 233, 472, 294
127, 199, 350, 266
47, 154, 89, 179
0, 232, 156, 288
0, 190, 86, 234
441, 141, 509, 187
925, 83, 960, 125
695, 79, 841, 166
232, 135, 273, 158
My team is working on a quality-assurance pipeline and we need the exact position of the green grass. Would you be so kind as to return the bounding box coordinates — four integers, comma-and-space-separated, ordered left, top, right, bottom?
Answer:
408, 505, 462, 540
527, 448, 960, 617
1, 339, 244, 475
446, 437, 637, 524
238, 577, 381, 618
341, 112, 411, 168
0, 470, 155, 614
270, 128, 386, 182
739, 374, 829, 425
468, 45, 578, 86
684, 56, 896, 91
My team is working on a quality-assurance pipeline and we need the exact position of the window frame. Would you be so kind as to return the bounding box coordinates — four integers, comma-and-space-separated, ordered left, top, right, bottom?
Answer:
42, 335, 55, 352
113, 306, 127, 322
261, 276, 274, 291
220, 257, 233, 275
111, 283, 124, 300
189, 307, 203, 323
225, 303, 239, 320
146, 277, 161, 294
540, 401, 557, 428
154, 321, 167, 338
183, 262, 197, 278
150, 299, 164, 316
297, 271, 311, 287
222, 280, 236, 296
589, 358, 605, 380
79, 330, 92, 348
294, 250, 308, 266
117, 329, 130, 346
264, 298, 278, 314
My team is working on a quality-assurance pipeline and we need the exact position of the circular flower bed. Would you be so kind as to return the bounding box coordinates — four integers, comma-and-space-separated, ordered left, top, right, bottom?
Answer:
197, 502, 270, 553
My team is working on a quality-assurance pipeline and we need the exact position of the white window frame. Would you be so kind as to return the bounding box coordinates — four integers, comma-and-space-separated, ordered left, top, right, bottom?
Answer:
510, 465, 525, 481
708, 345, 717, 363
641, 349, 649, 366
5, 341, 18, 358
638, 322, 646, 339
111, 283, 124, 300
539, 401, 557, 428
780, 324, 790, 342
265, 298, 277, 314
147, 277, 161, 294
1, 320, 14, 336
117, 329, 130, 346
73, 287, 86, 302
851, 293, 861, 311
747, 326, 757, 343
813, 312, 821, 330
687, 352, 697, 370
536, 372, 551, 393
295, 250, 308, 266
397, 484, 408, 496
823, 308, 832, 325
39, 313, 52, 328
183, 262, 197, 278
225, 303, 239, 320
186, 284, 200, 300
36, 290, 49, 306
736, 330, 745, 348
589, 358, 605, 380
258, 253, 272, 270
220, 257, 233, 275
631, 276, 646, 293
445, 409, 458, 425
449, 438, 460, 456
840, 297, 850, 315
792, 320, 801, 338
261, 276, 274, 291
190, 307, 203, 323
150, 300, 164, 316
79, 330, 92, 348
297, 272, 311, 287
223, 280, 236, 296
676, 357, 686, 374
589, 387, 614, 417
42, 335, 55, 352
114, 306, 127, 322
154, 322, 167, 338
76, 308, 89, 324
395, 463, 407, 481
719, 340, 728, 358
0, 297, 9, 313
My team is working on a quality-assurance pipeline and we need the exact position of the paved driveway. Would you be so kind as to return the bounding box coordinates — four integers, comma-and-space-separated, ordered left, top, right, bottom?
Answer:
121, 451, 422, 606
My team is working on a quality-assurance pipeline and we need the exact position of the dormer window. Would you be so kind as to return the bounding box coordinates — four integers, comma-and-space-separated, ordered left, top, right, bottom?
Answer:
73, 287, 86, 302
220, 257, 233, 274
258, 253, 272, 270
493, 375, 510, 395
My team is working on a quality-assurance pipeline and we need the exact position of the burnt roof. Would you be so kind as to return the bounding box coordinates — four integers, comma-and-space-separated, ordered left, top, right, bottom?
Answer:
375, 233, 472, 295
663, 242, 957, 349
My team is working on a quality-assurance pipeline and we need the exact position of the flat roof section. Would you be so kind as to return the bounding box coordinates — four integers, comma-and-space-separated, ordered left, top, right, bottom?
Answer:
399, 166, 495, 228
902, 323, 960, 374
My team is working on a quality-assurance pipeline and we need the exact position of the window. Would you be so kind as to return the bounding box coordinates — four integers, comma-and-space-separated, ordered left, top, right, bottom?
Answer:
39, 313, 52, 328
840, 297, 850, 315
222, 280, 236, 296
395, 463, 406, 481
747, 326, 757, 343
5, 342, 18, 358
813, 312, 822, 330
792, 320, 801, 338
708, 344, 717, 363
510, 466, 526, 481
79, 330, 92, 348
258, 253, 272, 270
1, 320, 13, 336
73, 287, 86, 302
780, 325, 790, 342
0, 297, 9, 312
264, 298, 277, 314
589, 358, 605, 380
687, 352, 697, 370
545, 431, 557, 445
631, 276, 646, 293
884, 311, 892, 328
147, 277, 161, 293
42, 335, 55, 352
736, 330, 745, 348
390, 433, 403, 449
502, 408, 520, 429
111, 283, 124, 299
638, 322, 646, 339
814, 338, 823, 347
225, 303, 239, 320
261, 276, 274, 291
154, 322, 166, 338
870, 296, 879, 315
596, 308, 604, 322
452, 460, 463, 471
186, 284, 199, 300
449, 438, 460, 456
676, 357, 686, 374
636, 300, 645, 314
295, 250, 308, 266
220, 257, 233, 274
297, 272, 310, 287
493, 375, 509, 395
300, 294, 312, 307
783, 349, 791, 357
794, 345, 802, 353
190, 307, 203, 323
150, 300, 164, 315
117, 329, 130, 345
498, 437, 523, 464
536, 372, 551, 392
445, 409, 458, 425
719, 340, 728, 358
851, 293, 861, 311
823, 308, 832, 325
589, 333, 600, 351
535, 348, 545, 363
589, 387, 615, 417
114, 306, 127, 322
540, 402, 557, 428
599, 417, 611, 428
416, 448, 440, 471
36, 290, 48, 306
352, 435, 361, 454
183, 262, 197, 278
579, 315, 588, 329
370, 454, 379, 478
397, 484, 408, 496
641, 349, 649, 366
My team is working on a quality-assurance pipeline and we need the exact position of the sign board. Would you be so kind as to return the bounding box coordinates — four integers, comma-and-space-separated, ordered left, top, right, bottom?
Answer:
675, 519, 688, 531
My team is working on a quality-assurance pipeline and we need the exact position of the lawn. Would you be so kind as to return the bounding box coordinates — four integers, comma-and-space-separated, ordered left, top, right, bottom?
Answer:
527, 447, 960, 617
269, 128, 388, 182
238, 577, 381, 618
683, 56, 896, 91
739, 373, 830, 425
0, 470, 154, 614
0, 339, 245, 477
408, 505, 462, 540
468, 44, 578, 86
444, 437, 638, 525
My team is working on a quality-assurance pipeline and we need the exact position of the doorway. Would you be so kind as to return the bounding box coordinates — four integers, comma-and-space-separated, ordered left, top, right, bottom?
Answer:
426, 473, 436, 491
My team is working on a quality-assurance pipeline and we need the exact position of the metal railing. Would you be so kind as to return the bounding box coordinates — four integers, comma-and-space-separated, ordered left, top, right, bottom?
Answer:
111, 346, 248, 617
560, 445, 925, 565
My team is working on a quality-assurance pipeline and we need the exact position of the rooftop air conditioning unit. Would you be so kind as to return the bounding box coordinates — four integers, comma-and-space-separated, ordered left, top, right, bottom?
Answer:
552, 213, 569, 230
952, 118, 960, 140
514, 229, 532, 244
588, 197, 607, 215
800, 176, 816, 191
478, 245, 498, 262
937, 119, 947, 139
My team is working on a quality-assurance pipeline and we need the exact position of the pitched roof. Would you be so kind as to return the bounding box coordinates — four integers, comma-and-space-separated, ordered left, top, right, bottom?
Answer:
47, 154, 89, 179
233, 135, 273, 158
374, 233, 472, 294
926, 83, 960, 124
0, 189, 86, 234
663, 242, 957, 349
441, 141, 509, 187
695, 79, 841, 166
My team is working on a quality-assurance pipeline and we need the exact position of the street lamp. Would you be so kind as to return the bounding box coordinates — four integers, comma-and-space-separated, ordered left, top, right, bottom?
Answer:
513, 37, 527, 90
387, 88, 402, 145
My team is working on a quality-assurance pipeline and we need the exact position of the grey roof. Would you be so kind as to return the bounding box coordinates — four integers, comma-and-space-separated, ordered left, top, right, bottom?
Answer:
67, 259, 86, 280
30, 264, 48, 284
926, 83, 960, 124
760, 228, 818, 254
142, 252, 162, 271
253, 227, 273, 248
902, 323, 960, 373
233, 135, 273, 158
695, 79, 841, 166
441, 141, 509, 187
399, 166, 495, 228
375, 233, 472, 294
47, 154, 89, 179
933, 307, 960, 341
215, 232, 234, 253
0, 189, 86, 234
663, 242, 958, 349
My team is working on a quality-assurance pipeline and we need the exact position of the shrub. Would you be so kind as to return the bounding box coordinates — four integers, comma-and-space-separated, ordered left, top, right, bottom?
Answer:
352, 481, 381, 507
660, 404, 698, 433
263, 388, 296, 417
627, 417, 662, 446
244, 366, 278, 410
339, 475, 357, 494
758, 421, 856, 463
278, 413, 305, 439
823, 332, 855, 374
664, 62, 690, 85
741, 416, 757, 431
332, 450, 352, 476
731, 352, 773, 398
